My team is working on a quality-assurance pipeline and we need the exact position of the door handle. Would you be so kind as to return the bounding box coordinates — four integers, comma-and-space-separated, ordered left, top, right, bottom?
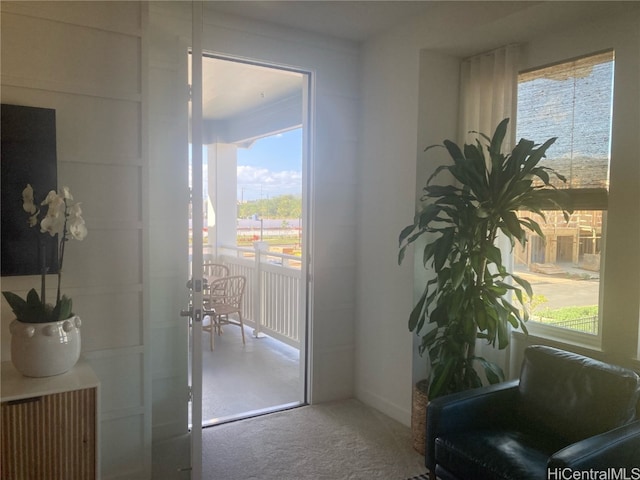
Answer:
180, 307, 202, 322
186, 278, 207, 292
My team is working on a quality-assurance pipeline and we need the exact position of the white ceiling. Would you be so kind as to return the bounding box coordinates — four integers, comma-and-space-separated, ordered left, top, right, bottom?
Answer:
201, 56, 303, 121
199, 0, 513, 130
206, 1, 439, 42
198, 1, 439, 126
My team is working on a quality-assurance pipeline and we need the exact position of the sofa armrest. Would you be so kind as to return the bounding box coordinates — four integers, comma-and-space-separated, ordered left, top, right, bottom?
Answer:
425, 379, 520, 472
549, 420, 640, 470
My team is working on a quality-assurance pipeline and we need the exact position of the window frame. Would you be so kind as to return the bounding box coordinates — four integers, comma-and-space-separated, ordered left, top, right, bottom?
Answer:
514, 50, 615, 346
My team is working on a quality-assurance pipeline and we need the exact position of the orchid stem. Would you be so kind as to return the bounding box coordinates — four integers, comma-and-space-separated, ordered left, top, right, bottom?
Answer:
56, 201, 68, 306
41, 244, 47, 305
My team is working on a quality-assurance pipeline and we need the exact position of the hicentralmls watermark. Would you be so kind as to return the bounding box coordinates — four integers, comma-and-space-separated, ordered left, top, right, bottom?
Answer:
548, 468, 640, 480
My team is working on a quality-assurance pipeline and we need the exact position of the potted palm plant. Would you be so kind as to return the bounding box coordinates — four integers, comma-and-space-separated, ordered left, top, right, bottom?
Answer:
399, 118, 571, 451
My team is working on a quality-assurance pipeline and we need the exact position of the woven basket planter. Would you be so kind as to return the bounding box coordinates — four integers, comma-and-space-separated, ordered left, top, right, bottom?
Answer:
411, 379, 430, 455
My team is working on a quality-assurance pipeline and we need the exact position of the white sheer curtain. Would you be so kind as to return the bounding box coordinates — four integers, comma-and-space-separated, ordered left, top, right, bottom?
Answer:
458, 44, 520, 149
458, 44, 521, 377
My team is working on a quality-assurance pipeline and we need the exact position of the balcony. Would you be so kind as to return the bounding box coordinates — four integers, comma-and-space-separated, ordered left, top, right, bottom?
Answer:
215, 244, 303, 348
201, 322, 302, 423
200, 244, 304, 424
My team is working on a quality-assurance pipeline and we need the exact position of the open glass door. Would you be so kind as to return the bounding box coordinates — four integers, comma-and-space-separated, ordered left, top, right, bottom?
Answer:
147, 1, 200, 478
189, 2, 204, 478
197, 53, 310, 425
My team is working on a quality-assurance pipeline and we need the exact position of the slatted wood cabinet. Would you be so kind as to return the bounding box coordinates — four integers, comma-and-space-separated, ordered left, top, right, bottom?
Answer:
0, 360, 99, 479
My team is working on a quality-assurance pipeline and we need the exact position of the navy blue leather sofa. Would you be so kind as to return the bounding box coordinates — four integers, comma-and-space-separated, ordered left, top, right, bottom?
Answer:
426, 345, 640, 480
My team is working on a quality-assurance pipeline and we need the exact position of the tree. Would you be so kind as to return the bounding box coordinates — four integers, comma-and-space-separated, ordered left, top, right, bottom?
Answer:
238, 194, 301, 219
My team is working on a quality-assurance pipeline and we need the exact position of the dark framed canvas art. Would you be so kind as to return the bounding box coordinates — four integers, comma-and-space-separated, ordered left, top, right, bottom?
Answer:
1, 104, 59, 276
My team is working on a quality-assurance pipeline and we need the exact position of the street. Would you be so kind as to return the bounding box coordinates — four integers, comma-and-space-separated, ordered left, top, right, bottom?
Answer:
515, 267, 600, 311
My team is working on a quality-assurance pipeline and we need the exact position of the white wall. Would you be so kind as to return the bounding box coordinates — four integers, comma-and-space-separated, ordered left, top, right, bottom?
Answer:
356, 26, 423, 424
1, 2, 151, 478
356, 1, 640, 426
356, 0, 533, 426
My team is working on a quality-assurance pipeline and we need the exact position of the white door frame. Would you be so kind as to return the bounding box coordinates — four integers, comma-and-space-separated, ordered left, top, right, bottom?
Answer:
199, 52, 313, 410
300, 72, 312, 405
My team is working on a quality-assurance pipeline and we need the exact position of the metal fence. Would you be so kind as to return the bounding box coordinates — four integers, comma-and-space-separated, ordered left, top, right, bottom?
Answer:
542, 315, 598, 334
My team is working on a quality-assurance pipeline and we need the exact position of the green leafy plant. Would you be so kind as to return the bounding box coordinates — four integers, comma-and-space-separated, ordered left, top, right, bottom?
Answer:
398, 118, 572, 399
3, 185, 87, 323
2, 289, 73, 324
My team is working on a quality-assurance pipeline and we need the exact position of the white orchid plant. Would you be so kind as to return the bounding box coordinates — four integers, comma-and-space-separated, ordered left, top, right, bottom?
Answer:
2, 184, 88, 323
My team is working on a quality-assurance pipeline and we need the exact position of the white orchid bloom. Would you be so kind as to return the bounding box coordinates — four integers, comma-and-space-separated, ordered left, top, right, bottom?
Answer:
40, 214, 65, 236
60, 186, 74, 201
69, 202, 83, 218
67, 203, 87, 240
40, 192, 65, 236
10, 182, 89, 319
44, 194, 64, 216
41, 190, 60, 206
22, 184, 37, 214
68, 218, 88, 240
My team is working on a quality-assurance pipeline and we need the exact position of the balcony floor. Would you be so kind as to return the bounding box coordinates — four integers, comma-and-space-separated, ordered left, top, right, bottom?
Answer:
200, 321, 302, 424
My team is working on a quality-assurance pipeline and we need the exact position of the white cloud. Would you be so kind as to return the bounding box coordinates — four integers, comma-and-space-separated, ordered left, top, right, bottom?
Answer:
237, 165, 301, 200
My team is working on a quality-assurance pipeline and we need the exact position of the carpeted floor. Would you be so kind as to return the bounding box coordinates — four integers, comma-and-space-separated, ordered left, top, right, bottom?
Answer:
153, 398, 427, 479
202, 399, 426, 479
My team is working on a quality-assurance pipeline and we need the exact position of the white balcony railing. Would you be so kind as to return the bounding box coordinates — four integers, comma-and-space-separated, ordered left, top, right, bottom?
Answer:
215, 244, 302, 349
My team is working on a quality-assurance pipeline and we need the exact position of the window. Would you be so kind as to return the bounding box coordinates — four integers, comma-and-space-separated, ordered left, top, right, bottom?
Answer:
515, 50, 614, 337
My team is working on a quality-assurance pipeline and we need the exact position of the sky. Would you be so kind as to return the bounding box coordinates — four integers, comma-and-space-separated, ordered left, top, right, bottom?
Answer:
237, 128, 302, 202
191, 127, 302, 202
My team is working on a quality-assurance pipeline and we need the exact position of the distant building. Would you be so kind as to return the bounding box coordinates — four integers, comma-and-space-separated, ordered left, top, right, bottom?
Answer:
515, 210, 603, 272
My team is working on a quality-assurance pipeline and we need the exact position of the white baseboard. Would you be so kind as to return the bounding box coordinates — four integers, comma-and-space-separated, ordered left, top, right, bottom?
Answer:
355, 387, 411, 427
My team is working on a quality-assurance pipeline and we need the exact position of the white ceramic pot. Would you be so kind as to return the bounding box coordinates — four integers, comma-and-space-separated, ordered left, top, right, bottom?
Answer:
10, 316, 82, 377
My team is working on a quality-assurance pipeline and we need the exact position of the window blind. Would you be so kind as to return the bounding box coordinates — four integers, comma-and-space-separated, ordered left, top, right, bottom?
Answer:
516, 50, 614, 209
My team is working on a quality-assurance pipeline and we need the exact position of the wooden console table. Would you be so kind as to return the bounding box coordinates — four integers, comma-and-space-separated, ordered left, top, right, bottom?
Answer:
1, 359, 100, 480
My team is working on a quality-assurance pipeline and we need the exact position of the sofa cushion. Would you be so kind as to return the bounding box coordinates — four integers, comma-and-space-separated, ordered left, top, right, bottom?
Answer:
435, 428, 567, 480
518, 346, 640, 444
